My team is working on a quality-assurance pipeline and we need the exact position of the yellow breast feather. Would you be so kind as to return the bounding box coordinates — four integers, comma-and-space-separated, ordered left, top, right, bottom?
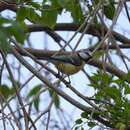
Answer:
53, 61, 85, 75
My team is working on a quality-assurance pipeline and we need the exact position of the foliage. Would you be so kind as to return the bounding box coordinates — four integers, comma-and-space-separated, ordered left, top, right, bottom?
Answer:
49, 88, 60, 108
74, 70, 130, 129
1, 0, 130, 129
0, 0, 116, 52
25, 84, 43, 111
0, 84, 15, 102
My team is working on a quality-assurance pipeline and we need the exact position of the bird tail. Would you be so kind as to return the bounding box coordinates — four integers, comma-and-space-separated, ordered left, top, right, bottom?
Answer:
37, 57, 55, 62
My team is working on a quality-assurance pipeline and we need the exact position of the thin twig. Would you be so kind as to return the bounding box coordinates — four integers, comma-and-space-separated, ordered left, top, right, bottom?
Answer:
11, 46, 113, 127
0, 48, 37, 130
73, 1, 102, 51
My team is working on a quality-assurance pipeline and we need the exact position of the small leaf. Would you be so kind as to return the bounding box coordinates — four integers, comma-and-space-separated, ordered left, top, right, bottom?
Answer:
34, 97, 40, 111
81, 127, 84, 130
81, 112, 88, 118
54, 93, 60, 108
0, 28, 10, 53
75, 119, 83, 124
49, 89, 60, 108
25, 8, 42, 24
50, 0, 63, 14
115, 122, 126, 129
27, 1, 41, 9
42, 5, 58, 28
88, 121, 96, 127
93, 0, 100, 5
57, 0, 70, 7
92, 50, 103, 58
25, 85, 42, 101
17, 7, 27, 22
104, 4, 115, 20
49, 89, 54, 96
66, 0, 84, 23
74, 126, 78, 130
6, 22, 27, 43
42, 0, 47, 4
0, 85, 12, 100
124, 86, 130, 94
0, 16, 12, 24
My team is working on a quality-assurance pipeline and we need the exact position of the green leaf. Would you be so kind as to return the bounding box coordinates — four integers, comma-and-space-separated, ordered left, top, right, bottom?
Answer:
57, 0, 70, 7
25, 85, 42, 101
66, 0, 84, 23
42, 0, 47, 4
34, 97, 40, 111
0, 17, 12, 52
112, 79, 130, 95
106, 86, 121, 98
27, 1, 41, 9
54, 93, 60, 108
109, 0, 115, 3
50, 0, 63, 14
0, 85, 12, 100
81, 112, 88, 118
49, 89, 60, 108
0, 27, 10, 53
124, 86, 130, 94
6, 22, 27, 43
75, 119, 83, 124
24, 8, 42, 24
41, 5, 58, 28
49, 89, 54, 96
104, 4, 115, 20
25, 85, 43, 111
74, 126, 78, 130
0, 17, 12, 24
88, 121, 96, 127
17, 7, 27, 22
88, 83, 100, 89
93, 0, 100, 5
92, 50, 103, 58
115, 122, 126, 129
81, 127, 84, 130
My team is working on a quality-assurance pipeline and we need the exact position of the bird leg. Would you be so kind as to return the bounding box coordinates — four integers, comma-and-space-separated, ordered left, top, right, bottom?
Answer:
55, 71, 71, 84
55, 70, 61, 78
67, 75, 71, 84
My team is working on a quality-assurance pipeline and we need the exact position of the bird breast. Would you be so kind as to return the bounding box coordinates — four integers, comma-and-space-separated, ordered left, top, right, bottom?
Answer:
54, 62, 85, 75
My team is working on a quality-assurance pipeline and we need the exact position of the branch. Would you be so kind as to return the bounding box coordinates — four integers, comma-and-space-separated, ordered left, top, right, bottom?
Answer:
88, 44, 130, 51
11, 41, 107, 114
12, 46, 128, 82
0, 48, 37, 130
0, 0, 31, 12
0, 4, 17, 11
27, 23, 130, 44
11, 46, 113, 128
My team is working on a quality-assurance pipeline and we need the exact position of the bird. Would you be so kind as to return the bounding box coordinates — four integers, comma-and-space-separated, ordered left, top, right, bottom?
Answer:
38, 49, 92, 75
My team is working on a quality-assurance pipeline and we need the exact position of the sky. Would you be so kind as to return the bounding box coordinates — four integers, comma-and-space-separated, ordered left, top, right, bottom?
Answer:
1, 1, 130, 130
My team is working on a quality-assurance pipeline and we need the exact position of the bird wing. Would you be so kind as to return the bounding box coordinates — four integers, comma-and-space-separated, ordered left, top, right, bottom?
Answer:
52, 55, 81, 66
38, 55, 81, 66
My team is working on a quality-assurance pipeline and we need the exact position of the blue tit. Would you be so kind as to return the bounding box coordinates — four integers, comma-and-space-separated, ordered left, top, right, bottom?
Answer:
38, 50, 92, 75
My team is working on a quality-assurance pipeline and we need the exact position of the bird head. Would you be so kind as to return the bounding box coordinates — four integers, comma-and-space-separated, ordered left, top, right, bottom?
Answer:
77, 49, 92, 62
